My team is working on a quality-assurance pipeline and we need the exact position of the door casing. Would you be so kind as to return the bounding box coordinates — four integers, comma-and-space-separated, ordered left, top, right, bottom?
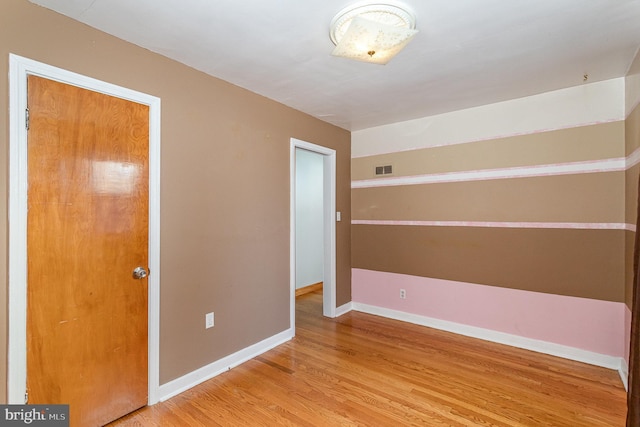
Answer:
290, 138, 337, 325
7, 54, 161, 404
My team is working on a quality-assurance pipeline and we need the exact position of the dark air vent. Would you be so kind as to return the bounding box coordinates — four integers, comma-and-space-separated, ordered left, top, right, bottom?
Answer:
375, 165, 393, 175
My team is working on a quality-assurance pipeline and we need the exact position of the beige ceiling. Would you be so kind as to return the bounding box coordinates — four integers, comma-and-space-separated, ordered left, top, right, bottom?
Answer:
29, 0, 640, 131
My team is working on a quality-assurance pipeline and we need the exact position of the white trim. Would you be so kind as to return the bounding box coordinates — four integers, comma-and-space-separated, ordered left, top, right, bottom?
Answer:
352, 302, 625, 372
291, 139, 337, 321
8, 53, 28, 406
627, 146, 640, 170
620, 359, 629, 391
352, 158, 625, 189
147, 82, 162, 405
351, 220, 635, 231
8, 54, 161, 405
335, 302, 353, 317
158, 328, 294, 402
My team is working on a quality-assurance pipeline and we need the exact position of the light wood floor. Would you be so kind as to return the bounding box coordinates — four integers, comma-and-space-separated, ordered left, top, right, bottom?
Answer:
110, 291, 627, 426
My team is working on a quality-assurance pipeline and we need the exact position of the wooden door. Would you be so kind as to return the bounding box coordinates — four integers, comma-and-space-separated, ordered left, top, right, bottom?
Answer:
26, 75, 150, 426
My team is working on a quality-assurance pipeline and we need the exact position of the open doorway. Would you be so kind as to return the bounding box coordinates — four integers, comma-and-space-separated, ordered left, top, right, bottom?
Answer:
290, 138, 337, 331
295, 148, 324, 297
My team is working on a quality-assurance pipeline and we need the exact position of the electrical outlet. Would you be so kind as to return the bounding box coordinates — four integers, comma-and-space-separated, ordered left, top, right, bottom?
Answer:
400, 289, 406, 299
205, 312, 214, 329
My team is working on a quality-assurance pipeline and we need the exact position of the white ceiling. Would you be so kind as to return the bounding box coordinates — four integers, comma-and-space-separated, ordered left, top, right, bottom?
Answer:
29, 0, 640, 131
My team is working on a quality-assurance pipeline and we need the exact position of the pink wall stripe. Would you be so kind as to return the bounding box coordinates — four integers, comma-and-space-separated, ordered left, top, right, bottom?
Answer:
352, 268, 626, 358
351, 219, 636, 231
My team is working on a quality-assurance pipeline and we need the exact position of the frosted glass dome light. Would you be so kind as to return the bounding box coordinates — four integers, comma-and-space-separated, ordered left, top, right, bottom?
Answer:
329, 3, 418, 65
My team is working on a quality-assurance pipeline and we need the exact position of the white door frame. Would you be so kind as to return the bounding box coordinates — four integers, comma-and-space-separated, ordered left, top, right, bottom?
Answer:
7, 54, 162, 405
290, 138, 337, 325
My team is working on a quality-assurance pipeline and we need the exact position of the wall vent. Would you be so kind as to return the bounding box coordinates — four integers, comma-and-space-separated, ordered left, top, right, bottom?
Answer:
375, 165, 393, 176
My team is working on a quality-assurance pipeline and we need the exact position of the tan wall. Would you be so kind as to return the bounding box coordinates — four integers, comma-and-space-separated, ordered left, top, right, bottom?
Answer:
353, 225, 625, 302
0, 0, 351, 397
352, 121, 626, 302
625, 71, 640, 309
353, 121, 624, 180
353, 172, 624, 224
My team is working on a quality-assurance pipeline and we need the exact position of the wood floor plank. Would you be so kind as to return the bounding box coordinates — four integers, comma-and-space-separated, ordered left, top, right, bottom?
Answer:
110, 290, 626, 426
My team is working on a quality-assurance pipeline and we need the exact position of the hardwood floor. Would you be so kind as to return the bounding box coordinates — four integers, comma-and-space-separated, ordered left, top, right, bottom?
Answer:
110, 291, 627, 426
295, 281, 323, 297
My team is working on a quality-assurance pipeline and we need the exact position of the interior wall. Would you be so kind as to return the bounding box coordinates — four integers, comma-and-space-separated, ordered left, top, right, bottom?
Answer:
295, 148, 324, 289
0, 0, 351, 398
351, 79, 628, 360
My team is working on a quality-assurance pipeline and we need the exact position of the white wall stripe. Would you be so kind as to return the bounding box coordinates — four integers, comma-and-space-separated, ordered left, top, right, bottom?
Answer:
352, 79, 625, 158
351, 220, 636, 232
626, 64, 640, 118
627, 146, 640, 169
352, 157, 625, 189
351, 119, 622, 159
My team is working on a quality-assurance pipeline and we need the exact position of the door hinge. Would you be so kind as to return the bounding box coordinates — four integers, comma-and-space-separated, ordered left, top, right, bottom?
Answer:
25, 107, 30, 131
24, 389, 28, 404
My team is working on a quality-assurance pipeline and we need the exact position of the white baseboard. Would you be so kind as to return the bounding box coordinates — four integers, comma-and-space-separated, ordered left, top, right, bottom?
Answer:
335, 302, 353, 317
157, 304, 628, 403
619, 359, 629, 391
352, 302, 625, 373
158, 328, 294, 402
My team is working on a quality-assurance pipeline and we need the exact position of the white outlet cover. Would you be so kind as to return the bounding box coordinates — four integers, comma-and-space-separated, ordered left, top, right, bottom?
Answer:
205, 312, 214, 329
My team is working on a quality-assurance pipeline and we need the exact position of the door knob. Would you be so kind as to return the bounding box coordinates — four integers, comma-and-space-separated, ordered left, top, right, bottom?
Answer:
132, 266, 149, 280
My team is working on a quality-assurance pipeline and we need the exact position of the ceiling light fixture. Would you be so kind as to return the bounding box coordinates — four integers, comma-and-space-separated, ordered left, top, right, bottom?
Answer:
329, 2, 418, 65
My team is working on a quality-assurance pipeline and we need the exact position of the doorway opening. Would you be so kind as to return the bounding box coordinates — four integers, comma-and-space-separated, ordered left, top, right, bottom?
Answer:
295, 148, 324, 298
290, 138, 337, 330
